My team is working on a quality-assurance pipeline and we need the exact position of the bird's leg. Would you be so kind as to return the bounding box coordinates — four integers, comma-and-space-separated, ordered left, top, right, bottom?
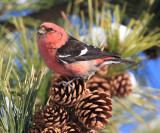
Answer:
58, 78, 76, 93
83, 76, 89, 82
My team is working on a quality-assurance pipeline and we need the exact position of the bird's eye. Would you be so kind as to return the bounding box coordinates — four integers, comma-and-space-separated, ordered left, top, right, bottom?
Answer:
46, 28, 53, 32
46, 28, 57, 33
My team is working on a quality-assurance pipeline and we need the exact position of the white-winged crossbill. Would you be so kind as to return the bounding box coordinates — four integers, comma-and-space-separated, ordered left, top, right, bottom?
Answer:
37, 22, 135, 80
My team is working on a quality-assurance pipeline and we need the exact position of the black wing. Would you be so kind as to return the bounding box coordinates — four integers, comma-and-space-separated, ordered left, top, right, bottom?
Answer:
56, 35, 120, 64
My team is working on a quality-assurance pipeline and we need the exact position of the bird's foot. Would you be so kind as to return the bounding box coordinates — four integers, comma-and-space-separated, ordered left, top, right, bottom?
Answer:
58, 78, 76, 93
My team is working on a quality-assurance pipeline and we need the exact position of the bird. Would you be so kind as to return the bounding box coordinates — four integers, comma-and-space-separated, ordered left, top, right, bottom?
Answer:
37, 22, 136, 90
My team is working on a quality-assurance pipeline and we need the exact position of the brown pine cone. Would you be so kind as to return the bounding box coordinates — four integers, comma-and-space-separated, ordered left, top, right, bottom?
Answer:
42, 127, 61, 133
32, 111, 43, 128
103, 45, 108, 52
28, 126, 42, 133
87, 72, 133, 98
95, 65, 108, 76
143, 46, 159, 59
81, 128, 98, 133
87, 76, 110, 93
75, 90, 113, 131
109, 72, 133, 97
50, 75, 86, 107
62, 122, 81, 133
86, 130, 98, 133
42, 104, 69, 128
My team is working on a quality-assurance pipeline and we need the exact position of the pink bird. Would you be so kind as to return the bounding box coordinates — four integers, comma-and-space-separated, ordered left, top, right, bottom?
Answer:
37, 22, 135, 90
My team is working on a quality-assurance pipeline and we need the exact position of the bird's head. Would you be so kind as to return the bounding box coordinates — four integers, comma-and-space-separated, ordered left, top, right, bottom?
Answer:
37, 22, 68, 48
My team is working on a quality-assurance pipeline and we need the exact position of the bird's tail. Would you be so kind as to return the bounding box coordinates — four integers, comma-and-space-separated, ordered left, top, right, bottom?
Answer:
103, 56, 137, 66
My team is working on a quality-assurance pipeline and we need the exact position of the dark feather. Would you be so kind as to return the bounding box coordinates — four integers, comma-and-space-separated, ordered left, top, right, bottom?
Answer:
56, 35, 121, 64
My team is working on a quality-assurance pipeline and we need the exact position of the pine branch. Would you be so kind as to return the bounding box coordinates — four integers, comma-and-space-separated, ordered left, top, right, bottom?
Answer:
0, 52, 46, 133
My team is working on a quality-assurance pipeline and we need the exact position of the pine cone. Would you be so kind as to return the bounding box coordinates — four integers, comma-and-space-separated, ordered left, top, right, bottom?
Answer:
87, 72, 133, 98
62, 122, 81, 133
109, 72, 133, 97
103, 45, 108, 52
50, 75, 86, 107
86, 130, 98, 133
95, 65, 108, 76
32, 111, 43, 128
42, 104, 69, 128
75, 90, 113, 131
143, 46, 159, 59
81, 127, 98, 133
87, 76, 110, 93
42, 127, 61, 133
28, 126, 42, 133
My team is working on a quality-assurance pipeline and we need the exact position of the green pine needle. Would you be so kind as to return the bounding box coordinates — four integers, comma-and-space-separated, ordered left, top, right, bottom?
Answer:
0, 52, 46, 133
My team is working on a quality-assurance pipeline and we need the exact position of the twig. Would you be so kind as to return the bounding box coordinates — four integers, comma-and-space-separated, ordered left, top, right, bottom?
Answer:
61, 11, 73, 30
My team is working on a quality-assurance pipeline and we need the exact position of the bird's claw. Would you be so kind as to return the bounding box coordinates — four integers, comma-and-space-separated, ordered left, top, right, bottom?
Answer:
58, 78, 76, 93
64, 83, 74, 93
